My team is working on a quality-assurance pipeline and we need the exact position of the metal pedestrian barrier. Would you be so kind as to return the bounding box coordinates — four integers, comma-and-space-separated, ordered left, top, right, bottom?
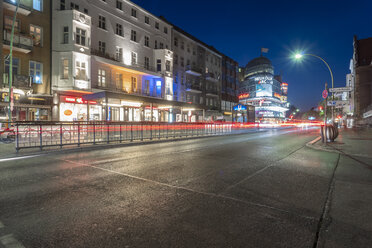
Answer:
15, 122, 241, 151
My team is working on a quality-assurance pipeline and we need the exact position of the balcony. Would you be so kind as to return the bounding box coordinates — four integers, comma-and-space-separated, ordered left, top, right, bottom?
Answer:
3, 74, 32, 89
206, 72, 219, 83
206, 88, 219, 97
3, 29, 33, 53
3, 0, 32, 16
185, 65, 202, 77
186, 83, 202, 93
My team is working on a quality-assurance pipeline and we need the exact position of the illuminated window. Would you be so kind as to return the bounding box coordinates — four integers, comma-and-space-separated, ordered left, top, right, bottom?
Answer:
29, 61, 43, 84
33, 0, 42, 11
75, 61, 87, 80
98, 69, 106, 87
131, 52, 137, 65
76, 28, 86, 46
61, 59, 69, 79
30, 24, 42, 46
131, 77, 137, 92
115, 47, 123, 62
4, 16, 19, 31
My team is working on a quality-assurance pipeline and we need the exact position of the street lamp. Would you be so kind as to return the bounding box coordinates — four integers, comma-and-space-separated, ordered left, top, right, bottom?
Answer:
5, 0, 20, 126
294, 52, 335, 122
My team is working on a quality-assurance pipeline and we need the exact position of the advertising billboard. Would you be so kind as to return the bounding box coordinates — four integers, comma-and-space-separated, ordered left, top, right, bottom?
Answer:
256, 84, 272, 97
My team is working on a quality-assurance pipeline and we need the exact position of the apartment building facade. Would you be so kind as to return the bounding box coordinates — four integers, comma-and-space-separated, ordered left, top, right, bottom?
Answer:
221, 55, 239, 121
163, 18, 222, 122
1, 0, 52, 122
52, 0, 201, 122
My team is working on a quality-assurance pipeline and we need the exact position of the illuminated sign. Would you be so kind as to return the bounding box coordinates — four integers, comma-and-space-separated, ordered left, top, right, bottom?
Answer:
254, 76, 273, 84
280, 96, 288, 103
63, 96, 97, 104
274, 93, 281, 99
256, 84, 272, 97
121, 101, 142, 107
238, 93, 250, 99
233, 104, 247, 111
1, 92, 21, 102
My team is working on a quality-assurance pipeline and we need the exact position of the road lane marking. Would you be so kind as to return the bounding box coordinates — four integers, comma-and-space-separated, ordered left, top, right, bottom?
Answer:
82, 162, 314, 220
0, 155, 41, 163
0, 234, 25, 248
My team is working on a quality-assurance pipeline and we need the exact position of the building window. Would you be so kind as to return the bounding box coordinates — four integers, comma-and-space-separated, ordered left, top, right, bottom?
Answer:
30, 25, 42, 46
70, 3, 79, 10
60, 0, 65, 10
155, 22, 159, 29
180, 57, 184, 67
61, 59, 69, 79
29, 61, 43, 84
130, 30, 137, 42
4, 58, 19, 75
33, 0, 42, 11
75, 61, 87, 80
159, 42, 164, 49
174, 54, 178, 65
154, 40, 158, 49
99, 15, 106, 30
116, 47, 123, 62
99, 41, 106, 54
144, 80, 150, 95
145, 16, 150, 24
4, 16, 19, 31
116, 0, 122, 10
116, 73, 123, 90
84, 8, 88, 14
187, 45, 190, 53
181, 41, 184, 50
63, 26, 69, 44
166, 60, 171, 72
131, 8, 137, 18
144, 57, 150, 70
76, 28, 86, 46
98, 69, 106, 87
144, 36, 149, 47
186, 59, 190, 66
164, 27, 168, 34
116, 23, 123, 36
157, 59, 161, 72
174, 38, 178, 47
131, 52, 137, 65
131, 77, 137, 92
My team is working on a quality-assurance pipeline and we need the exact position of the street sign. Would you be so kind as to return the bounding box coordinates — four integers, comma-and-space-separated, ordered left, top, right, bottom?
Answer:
322, 90, 328, 99
329, 87, 352, 93
327, 100, 348, 107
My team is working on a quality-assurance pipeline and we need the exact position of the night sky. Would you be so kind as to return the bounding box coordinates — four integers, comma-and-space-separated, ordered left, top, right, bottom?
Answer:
132, 0, 371, 111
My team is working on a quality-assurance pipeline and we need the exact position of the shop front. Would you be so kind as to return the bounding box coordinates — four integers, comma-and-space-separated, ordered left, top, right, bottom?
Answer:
59, 96, 102, 121
0, 88, 52, 122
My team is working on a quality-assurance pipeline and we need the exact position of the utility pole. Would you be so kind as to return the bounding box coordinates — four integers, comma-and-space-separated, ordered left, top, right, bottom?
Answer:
324, 82, 328, 144
6, 0, 20, 126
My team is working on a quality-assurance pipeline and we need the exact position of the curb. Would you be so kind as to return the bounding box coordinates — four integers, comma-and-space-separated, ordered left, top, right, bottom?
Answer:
305, 136, 340, 153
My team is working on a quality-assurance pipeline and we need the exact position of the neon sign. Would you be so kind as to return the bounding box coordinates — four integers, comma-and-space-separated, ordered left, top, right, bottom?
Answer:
63, 96, 97, 104
238, 93, 250, 99
274, 93, 281, 98
233, 104, 247, 111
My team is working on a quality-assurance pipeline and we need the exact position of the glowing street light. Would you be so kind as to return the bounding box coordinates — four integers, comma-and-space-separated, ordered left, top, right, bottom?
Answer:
293, 52, 335, 122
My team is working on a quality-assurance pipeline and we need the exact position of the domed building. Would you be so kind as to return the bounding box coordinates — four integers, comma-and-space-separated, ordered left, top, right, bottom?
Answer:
239, 56, 289, 122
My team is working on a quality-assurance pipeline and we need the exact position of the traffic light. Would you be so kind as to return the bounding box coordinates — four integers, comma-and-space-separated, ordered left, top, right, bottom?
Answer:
319, 106, 323, 111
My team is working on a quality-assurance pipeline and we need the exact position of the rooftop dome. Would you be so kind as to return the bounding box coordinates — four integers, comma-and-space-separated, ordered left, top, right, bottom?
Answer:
246, 56, 272, 69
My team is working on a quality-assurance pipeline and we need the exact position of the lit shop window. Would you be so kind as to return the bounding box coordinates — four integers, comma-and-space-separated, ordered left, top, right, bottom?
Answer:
29, 61, 43, 84
30, 24, 42, 46
76, 28, 86, 46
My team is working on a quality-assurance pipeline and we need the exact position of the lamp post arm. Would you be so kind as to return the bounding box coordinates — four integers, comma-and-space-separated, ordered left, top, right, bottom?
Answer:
304, 54, 334, 90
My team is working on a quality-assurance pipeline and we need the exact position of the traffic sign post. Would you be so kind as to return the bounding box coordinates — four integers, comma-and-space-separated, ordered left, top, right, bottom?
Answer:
322, 89, 328, 99
329, 87, 352, 93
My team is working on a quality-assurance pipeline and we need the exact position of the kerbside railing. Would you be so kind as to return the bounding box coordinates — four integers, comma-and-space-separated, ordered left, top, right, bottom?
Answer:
15, 122, 254, 151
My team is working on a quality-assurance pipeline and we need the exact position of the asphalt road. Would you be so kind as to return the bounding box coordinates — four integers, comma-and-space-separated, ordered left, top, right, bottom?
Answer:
0, 127, 341, 248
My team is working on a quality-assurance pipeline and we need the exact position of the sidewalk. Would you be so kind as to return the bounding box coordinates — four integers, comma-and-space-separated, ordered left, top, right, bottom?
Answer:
309, 128, 372, 247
